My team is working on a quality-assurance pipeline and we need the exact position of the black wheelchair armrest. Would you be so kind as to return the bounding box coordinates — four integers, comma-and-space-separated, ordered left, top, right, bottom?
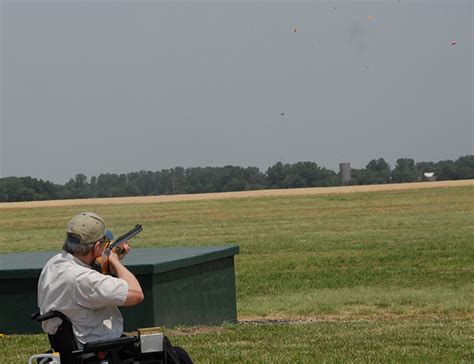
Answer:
31, 310, 69, 323
78, 335, 138, 354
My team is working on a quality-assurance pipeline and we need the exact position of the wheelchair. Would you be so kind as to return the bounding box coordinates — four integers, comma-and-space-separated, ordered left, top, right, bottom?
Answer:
30, 311, 193, 364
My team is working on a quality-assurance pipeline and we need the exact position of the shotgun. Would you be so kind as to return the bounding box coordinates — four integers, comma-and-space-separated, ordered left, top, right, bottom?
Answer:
93, 224, 143, 274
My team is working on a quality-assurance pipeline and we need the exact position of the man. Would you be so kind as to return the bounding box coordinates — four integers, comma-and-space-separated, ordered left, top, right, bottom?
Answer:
37, 212, 144, 345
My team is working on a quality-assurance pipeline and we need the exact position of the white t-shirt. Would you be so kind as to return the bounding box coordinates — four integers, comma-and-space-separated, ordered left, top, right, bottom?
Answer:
37, 251, 128, 345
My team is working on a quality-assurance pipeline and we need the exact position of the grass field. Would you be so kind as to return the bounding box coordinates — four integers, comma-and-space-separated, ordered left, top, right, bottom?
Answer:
0, 183, 473, 362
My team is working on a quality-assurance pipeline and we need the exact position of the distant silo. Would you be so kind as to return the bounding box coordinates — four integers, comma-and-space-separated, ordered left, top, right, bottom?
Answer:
339, 162, 351, 185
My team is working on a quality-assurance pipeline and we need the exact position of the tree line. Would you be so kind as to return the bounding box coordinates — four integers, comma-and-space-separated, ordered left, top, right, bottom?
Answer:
0, 155, 473, 203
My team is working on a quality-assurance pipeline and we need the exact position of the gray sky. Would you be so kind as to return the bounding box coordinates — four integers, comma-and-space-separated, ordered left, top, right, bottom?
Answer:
0, 0, 472, 184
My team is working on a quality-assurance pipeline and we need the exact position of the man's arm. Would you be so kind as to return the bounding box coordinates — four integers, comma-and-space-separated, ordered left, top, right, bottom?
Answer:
108, 252, 144, 306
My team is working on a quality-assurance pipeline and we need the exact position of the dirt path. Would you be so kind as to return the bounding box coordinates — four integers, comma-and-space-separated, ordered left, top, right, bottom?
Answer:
0, 179, 472, 209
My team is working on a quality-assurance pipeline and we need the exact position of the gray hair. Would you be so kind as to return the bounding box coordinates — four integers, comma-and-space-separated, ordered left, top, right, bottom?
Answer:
63, 236, 95, 256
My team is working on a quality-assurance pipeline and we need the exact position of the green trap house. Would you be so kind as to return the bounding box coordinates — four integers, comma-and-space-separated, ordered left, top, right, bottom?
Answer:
0, 245, 239, 334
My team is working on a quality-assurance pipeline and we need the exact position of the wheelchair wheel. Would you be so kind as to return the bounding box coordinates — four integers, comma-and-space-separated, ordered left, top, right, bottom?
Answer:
173, 346, 193, 364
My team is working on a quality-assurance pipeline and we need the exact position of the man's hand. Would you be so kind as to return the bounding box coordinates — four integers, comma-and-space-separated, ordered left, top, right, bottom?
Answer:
114, 243, 130, 260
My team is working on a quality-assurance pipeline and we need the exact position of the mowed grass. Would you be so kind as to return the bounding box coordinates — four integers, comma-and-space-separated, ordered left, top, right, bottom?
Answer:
2, 320, 472, 363
0, 186, 473, 362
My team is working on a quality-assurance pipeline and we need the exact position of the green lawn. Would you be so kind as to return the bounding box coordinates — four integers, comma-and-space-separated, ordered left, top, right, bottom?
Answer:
2, 319, 472, 363
0, 186, 473, 362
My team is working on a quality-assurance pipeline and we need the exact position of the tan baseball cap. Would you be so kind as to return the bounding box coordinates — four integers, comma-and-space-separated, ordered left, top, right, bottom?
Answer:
66, 212, 112, 245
